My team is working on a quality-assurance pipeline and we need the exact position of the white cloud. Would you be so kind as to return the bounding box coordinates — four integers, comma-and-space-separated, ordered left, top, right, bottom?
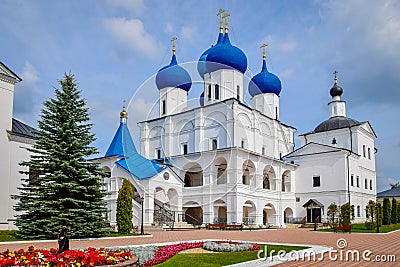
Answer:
107, 0, 144, 13
279, 68, 294, 79
129, 98, 156, 119
180, 25, 197, 41
21, 61, 40, 85
104, 17, 159, 59
14, 61, 42, 119
164, 23, 174, 34
279, 41, 297, 53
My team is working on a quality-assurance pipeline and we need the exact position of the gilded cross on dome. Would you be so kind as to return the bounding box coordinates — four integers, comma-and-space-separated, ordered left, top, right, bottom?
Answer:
260, 43, 268, 60
171, 36, 177, 54
223, 12, 230, 31
217, 9, 225, 32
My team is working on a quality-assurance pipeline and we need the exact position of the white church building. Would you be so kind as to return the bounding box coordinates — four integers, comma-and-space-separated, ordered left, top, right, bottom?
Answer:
0, 11, 377, 230
96, 12, 377, 228
0, 62, 36, 230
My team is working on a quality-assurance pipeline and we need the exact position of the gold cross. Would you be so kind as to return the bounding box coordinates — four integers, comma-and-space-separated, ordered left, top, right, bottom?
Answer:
222, 13, 230, 29
171, 36, 177, 54
123, 99, 126, 109
217, 9, 225, 32
260, 43, 268, 60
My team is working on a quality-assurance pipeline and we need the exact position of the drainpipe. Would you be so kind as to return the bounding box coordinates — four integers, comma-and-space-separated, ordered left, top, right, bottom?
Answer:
347, 127, 353, 204
346, 151, 351, 203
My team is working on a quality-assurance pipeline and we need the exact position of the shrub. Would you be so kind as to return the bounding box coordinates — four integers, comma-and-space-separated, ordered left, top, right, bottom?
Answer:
340, 202, 354, 226
327, 203, 339, 228
116, 179, 133, 233
376, 203, 383, 227
391, 198, 398, 224
382, 198, 391, 225
365, 200, 376, 229
365, 222, 375, 230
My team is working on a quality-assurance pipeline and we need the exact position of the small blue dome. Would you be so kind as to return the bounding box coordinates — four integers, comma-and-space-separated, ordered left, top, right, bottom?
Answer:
199, 92, 204, 106
197, 33, 224, 78
156, 54, 192, 91
205, 33, 247, 74
248, 59, 281, 97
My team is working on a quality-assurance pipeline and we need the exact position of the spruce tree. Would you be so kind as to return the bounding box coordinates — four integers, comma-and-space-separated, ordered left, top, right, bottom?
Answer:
382, 198, 391, 225
13, 73, 108, 239
116, 179, 133, 233
391, 198, 398, 224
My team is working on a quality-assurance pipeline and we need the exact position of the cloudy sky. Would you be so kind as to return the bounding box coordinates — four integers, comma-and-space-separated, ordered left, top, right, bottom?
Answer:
1, 0, 399, 191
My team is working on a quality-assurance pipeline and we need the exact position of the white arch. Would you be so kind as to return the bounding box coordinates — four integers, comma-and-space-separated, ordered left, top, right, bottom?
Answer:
149, 126, 164, 138
242, 160, 255, 186
243, 200, 257, 225
214, 157, 227, 184
263, 165, 276, 190
282, 170, 291, 192
283, 207, 294, 223
182, 162, 203, 187
263, 203, 277, 226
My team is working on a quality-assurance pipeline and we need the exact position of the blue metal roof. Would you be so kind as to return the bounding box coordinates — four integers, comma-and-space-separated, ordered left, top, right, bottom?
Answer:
116, 156, 165, 180
105, 122, 136, 157
105, 122, 164, 180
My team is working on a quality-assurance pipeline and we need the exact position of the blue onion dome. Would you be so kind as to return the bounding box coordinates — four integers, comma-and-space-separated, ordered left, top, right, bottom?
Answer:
197, 32, 224, 78
248, 58, 282, 97
206, 32, 247, 73
155, 53, 192, 91
199, 92, 204, 106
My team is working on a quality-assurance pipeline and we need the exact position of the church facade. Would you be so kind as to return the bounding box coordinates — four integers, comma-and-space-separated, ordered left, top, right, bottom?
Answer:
0, 62, 36, 230
96, 12, 377, 228
1, 11, 377, 230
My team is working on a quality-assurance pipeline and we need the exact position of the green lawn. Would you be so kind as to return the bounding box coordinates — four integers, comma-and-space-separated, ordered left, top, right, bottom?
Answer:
154, 245, 308, 267
0, 230, 20, 242
318, 223, 400, 233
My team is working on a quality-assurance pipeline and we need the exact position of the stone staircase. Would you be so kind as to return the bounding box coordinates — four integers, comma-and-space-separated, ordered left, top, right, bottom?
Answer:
300, 223, 324, 229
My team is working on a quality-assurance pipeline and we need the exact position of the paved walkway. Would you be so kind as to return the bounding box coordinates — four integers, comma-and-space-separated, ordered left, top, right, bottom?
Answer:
1, 228, 399, 266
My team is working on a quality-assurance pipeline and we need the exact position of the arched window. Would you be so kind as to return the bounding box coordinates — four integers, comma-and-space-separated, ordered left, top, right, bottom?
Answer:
263, 175, 270, 189
237, 85, 240, 100
282, 176, 285, 192
208, 84, 212, 100
184, 174, 192, 187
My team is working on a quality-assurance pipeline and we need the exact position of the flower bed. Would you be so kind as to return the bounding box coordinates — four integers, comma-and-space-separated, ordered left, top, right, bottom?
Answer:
141, 242, 204, 267
203, 241, 260, 252
110, 246, 158, 266
0, 246, 133, 266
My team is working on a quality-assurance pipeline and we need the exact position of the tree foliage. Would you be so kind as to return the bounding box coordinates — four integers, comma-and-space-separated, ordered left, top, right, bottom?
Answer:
116, 179, 133, 233
339, 202, 354, 226
376, 203, 383, 227
391, 198, 398, 224
365, 200, 376, 230
327, 203, 339, 228
382, 198, 391, 225
13, 73, 108, 239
